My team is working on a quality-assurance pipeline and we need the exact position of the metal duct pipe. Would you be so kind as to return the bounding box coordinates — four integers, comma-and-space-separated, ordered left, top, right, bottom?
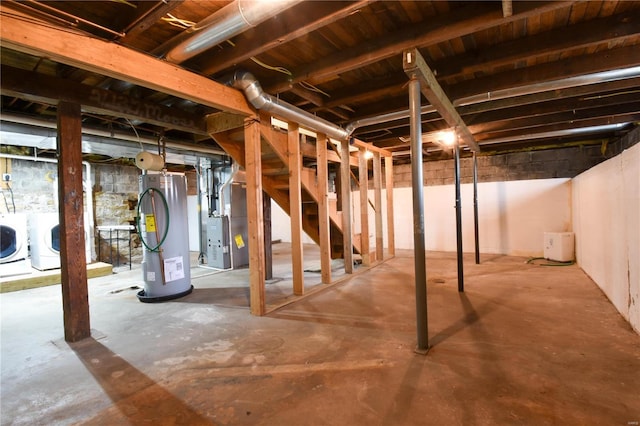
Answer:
229, 70, 351, 142
165, 0, 301, 64
345, 66, 640, 136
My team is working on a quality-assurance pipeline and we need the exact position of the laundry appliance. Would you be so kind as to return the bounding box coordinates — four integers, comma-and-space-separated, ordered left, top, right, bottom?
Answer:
0, 213, 30, 277
29, 212, 93, 270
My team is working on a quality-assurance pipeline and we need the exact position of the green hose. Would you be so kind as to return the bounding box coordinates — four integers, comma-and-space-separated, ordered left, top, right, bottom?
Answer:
136, 187, 170, 252
526, 256, 575, 267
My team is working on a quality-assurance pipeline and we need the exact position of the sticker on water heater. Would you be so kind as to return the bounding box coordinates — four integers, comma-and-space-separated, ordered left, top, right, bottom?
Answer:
145, 215, 156, 232
164, 256, 185, 282
234, 234, 245, 249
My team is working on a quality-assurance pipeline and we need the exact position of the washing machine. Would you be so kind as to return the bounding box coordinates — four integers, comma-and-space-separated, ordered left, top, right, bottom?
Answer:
29, 212, 93, 270
0, 213, 31, 277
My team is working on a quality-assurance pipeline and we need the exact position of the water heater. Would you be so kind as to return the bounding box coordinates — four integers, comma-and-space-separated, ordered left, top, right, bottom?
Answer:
137, 173, 193, 302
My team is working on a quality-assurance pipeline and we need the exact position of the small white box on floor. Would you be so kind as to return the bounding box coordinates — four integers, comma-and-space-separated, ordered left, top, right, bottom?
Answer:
544, 232, 575, 262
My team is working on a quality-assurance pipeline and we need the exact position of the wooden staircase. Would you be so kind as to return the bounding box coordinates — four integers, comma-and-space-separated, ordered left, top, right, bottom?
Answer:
209, 115, 361, 260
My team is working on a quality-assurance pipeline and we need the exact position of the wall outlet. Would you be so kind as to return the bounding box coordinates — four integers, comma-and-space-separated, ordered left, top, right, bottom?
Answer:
2, 173, 11, 182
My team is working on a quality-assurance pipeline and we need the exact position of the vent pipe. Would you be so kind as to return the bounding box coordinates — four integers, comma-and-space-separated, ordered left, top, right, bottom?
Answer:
165, 0, 301, 64
346, 66, 640, 136
229, 70, 351, 142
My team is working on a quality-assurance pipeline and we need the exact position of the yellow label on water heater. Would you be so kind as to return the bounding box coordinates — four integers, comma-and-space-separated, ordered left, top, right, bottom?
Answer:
145, 214, 156, 232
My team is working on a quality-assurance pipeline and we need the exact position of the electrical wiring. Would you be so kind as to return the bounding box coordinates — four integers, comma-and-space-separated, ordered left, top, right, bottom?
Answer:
124, 117, 144, 151
162, 13, 195, 29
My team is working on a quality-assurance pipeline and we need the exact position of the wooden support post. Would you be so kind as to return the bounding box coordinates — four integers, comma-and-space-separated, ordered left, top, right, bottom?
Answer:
340, 141, 353, 273
263, 192, 273, 280
288, 123, 304, 295
385, 155, 395, 257
316, 133, 332, 283
57, 101, 90, 342
358, 148, 371, 266
373, 152, 384, 261
244, 117, 266, 315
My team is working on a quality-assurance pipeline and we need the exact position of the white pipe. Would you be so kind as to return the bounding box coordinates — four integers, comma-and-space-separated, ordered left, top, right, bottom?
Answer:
218, 162, 239, 216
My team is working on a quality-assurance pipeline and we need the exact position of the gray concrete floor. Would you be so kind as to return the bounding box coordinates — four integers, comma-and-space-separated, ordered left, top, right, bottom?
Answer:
1, 244, 639, 425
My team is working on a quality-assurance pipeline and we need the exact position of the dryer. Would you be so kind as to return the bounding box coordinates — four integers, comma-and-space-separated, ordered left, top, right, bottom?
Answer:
29, 212, 92, 270
29, 213, 61, 270
0, 213, 30, 277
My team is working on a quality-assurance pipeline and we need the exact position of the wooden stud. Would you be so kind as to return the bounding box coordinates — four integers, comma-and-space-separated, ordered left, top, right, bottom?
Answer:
244, 117, 266, 315
340, 141, 353, 273
385, 155, 396, 257
57, 101, 90, 342
316, 133, 332, 283
373, 152, 384, 262
288, 123, 304, 295
358, 148, 371, 266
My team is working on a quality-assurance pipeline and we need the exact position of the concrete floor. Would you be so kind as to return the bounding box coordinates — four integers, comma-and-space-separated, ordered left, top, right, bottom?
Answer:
1, 244, 639, 425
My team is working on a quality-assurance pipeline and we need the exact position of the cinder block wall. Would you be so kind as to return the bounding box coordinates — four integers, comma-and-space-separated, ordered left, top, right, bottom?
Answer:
392, 141, 630, 187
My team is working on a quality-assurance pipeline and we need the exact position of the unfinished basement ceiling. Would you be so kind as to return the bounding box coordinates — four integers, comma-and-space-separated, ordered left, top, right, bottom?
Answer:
1, 1, 639, 161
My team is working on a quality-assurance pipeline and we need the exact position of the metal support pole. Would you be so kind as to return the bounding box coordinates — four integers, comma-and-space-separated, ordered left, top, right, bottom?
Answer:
454, 143, 464, 292
409, 76, 429, 354
473, 152, 480, 264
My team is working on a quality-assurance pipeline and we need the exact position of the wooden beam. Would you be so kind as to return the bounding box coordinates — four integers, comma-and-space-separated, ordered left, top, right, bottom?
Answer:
434, 10, 640, 83
244, 117, 266, 316
288, 123, 304, 295
358, 148, 370, 266
403, 48, 479, 152
448, 44, 640, 103
267, 1, 572, 93
385, 156, 395, 257
351, 138, 393, 157
0, 7, 253, 116
373, 152, 384, 262
120, 0, 184, 43
1, 65, 208, 135
316, 133, 332, 283
340, 141, 353, 274
57, 101, 90, 342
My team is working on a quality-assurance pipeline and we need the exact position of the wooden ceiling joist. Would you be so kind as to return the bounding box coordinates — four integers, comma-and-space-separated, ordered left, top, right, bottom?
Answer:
0, 6, 254, 117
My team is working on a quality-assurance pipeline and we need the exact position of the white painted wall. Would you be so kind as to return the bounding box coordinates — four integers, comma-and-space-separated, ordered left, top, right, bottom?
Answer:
393, 178, 572, 256
272, 178, 572, 258
271, 201, 315, 244
572, 143, 639, 333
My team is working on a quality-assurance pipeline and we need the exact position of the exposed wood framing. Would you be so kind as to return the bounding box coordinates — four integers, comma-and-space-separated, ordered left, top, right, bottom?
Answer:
316, 133, 332, 283
373, 152, 384, 261
57, 101, 90, 342
244, 117, 266, 316
403, 48, 479, 152
0, 8, 253, 116
267, 2, 572, 94
1, 65, 208, 135
358, 148, 371, 266
340, 141, 353, 274
288, 123, 304, 295
385, 156, 395, 257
